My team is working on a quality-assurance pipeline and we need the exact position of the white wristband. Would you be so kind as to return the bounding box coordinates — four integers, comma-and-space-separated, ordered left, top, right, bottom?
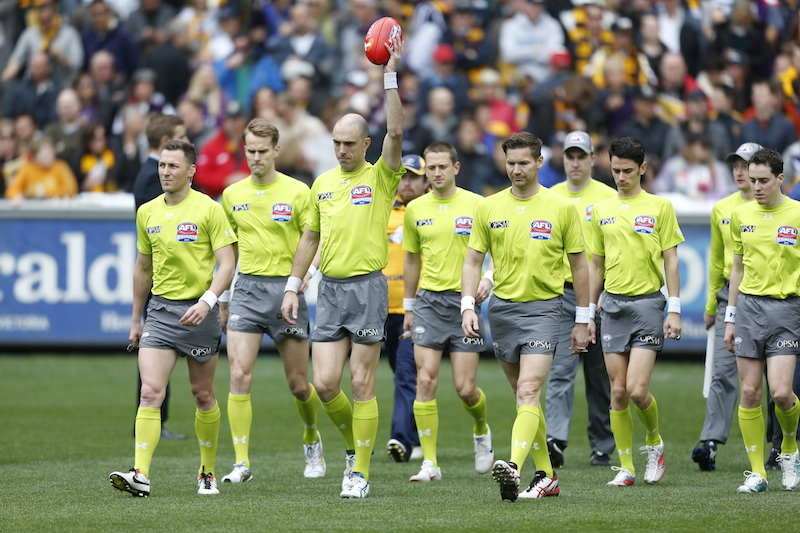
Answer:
284, 276, 303, 294
403, 298, 415, 312
667, 296, 681, 314
384, 72, 398, 90
460, 296, 476, 315
724, 306, 736, 323
199, 290, 218, 309
482, 270, 494, 284
589, 302, 597, 320
575, 306, 590, 324
307, 265, 317, 277
218, 290, 231, 303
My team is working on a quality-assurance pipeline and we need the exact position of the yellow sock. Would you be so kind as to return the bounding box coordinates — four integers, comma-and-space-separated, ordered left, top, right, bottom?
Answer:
414, 399, 439, 467
134, 407, 161, 478
321, 390, 355, 450
530, 406, 553, 477
295, 384, 320, 445
462, 388, 488, 436
775, 396, 800, 455
610, 406, 635, 473
510, 405, 539, 474
635, 395, 661, 446
227, 393, 251, 467
352, 398, 379, 480
196, 402, 221, 476
738, 405, 766, 477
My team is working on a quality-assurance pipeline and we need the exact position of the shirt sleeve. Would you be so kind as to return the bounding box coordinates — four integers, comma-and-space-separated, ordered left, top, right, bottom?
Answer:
221, 189, 237, 235
659, 200, 685, 251
468, 199, 490, 254
562, 201, 585, 254
705, 205, 724, 316
136, 207, 152, 255
207, 201, 238, 251
308, 182, 321, 233
731, 209, 743, 256
586, 204, 604, 256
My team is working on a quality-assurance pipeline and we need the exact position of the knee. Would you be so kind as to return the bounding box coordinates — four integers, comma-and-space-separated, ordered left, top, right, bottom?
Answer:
416, 374, 437, 397
609, 384, 628, 405
139, 384, 165, 407
229, 365, 251, 390
454, 381, 477, 403
191, 385, 215, 408
740, 383, 761, 405
350, 375, 373, 400
313, 377, 337, 401
516, 379, 542, 404
771, 387, 795, 408
628, 386, 649, 406
287, 376, 310, 399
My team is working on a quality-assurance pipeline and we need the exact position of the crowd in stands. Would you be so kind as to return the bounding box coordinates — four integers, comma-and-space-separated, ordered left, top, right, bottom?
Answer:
3, 0, 800, 203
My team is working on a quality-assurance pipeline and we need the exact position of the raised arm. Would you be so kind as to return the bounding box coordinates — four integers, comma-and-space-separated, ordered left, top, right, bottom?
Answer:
380, 33, 404, 172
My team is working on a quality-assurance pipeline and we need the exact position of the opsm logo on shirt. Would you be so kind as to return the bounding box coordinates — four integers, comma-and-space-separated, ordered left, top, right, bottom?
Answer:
351, 186, 373, 205
271, 203, 293, 222
454, 216, 473, 235
777, 226, 798, 246
176, 222, 198, 242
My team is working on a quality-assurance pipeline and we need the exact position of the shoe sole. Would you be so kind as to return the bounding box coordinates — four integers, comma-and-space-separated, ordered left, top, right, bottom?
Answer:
692, 447, 715, 471
644, 468, 665, 484
110, 474, 149, 497
222, 474, 254, 483
387, 443, 408, 463
548, 442, 564, 469
491, 463, 518, 502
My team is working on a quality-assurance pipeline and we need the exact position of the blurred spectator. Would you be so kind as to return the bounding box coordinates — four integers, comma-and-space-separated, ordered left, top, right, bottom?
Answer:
474, 69, 518, 137
561, 0, 614, 76
637, 12, 667, 78
111, 68, 175, 135
133, 113, 186, 208
4, 51, 60, 129
215, 32, 284, 111
142, 18, 191, 107
657, 52, 700, 125
187, 63, 226, 128
1, 0, 83, 86
695, 52, 733, 99
584, 17, 655, 90
538, 134, 566, 188
177, 0, 220, 62
110, 104, 146, 192
14, 113, 39, 157
208, 5, 239, 62
712, 0, 772, 80
444, 1, 492, 75
308, 0, 337, 47
723, 48, 751, 112
420, 86, 458, 146
251, 86, 279, 122
526, 74, 597, 149
176, 98, 214, 151
499, 0, 565, 85
271, 2, 334, 95
782, 140, 800, 197
336, 0, 379, 86
592, 56, 634, 137
617, 84, 682, 171
680, 89, 730, 162
406, 0, 452, 82
710, 83, 743, 151
73, 71, 106, 127
124, 0, 176, 59
272, 91, 330, 185
43, 88, 84, 171
481, 136, 512, 194
528, 47, 573, 99
75, 122, 116, 191
194, 99, 250, 198
778, 41, 800, 101
82, 0, 139, 81
5, 135, 78, 204
248, 0, 291, 51
654, 133, 733, 201
453, 115, 492, 194
740, 78, 797, 154
331, 70, 370, 119
286, 72, 326, 119
0, 119, 23, 195
417, 43, 472, 118
88, 50, 126, 131
654, 0, 707, 77
399, 93, 434, 159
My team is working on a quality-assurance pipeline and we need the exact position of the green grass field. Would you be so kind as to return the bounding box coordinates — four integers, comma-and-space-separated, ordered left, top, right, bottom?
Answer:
1, 354, 797, 532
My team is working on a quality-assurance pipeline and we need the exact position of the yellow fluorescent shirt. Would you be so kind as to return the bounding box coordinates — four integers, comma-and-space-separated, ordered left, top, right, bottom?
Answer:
385, 198, 408, 314
137, 189, 237, 300
588, 191, 684, 296
731, 198, 800, 299
550, 179, 617, 283
403, 187, 484, 292
222, 173, 310, 276
705, 192, 751, 315
469, 187, 584, 302
309, 157, 405, 277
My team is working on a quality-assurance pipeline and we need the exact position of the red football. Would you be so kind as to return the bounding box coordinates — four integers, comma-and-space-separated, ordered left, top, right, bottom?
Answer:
364, 17, 402, 66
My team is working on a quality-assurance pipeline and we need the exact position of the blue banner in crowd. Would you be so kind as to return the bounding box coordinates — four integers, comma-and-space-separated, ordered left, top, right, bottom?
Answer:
0, 217, 712, 353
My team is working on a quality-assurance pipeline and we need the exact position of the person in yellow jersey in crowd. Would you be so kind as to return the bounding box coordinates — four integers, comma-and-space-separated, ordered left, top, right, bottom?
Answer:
723, 148, 800, 494
280, 32, 405, 499
218, 118, 323, 483
691, 142, 760, 472
385, 154, 429, 464
586, 136, 683, 488
462, 132, 590, 501
110, 140, 237, 497
402, 141, 495, 483
545, 131, 616, 469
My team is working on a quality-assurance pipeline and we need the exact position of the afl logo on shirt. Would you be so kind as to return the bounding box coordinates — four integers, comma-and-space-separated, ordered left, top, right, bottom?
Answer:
530, 220, 552, 240
350, 185, 373, 205
271, 203, 293, 222
176, 222, 198, 242
585, 204, 594, 222
633, 215, 655, 234
777, 226, 798, 245
454, 216, 473, 235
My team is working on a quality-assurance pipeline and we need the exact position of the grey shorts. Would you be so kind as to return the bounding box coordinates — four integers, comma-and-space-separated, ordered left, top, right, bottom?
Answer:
227, 274, 309, 341
599, 291, 666, 354
313, 270, 388, 344
488, 295, 562, 363
734, 294, 800, 359
140, 295, 221, 363
413, 289, 486, 352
